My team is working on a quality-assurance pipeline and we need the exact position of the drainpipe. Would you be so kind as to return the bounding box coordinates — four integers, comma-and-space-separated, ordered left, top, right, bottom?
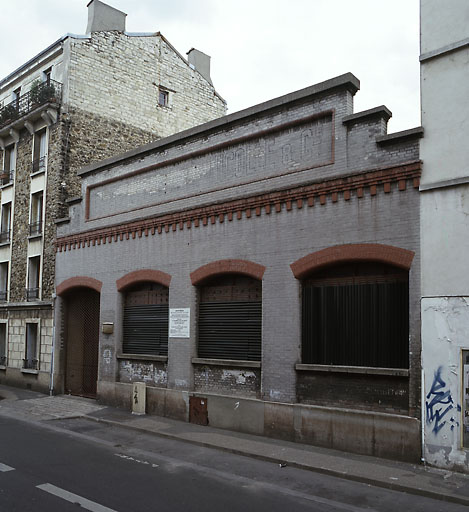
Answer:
49, 294, 56, 396
421, 365, 426, 464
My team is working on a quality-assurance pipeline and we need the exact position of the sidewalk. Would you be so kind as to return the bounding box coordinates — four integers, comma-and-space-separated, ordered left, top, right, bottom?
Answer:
1, 384, 469, 506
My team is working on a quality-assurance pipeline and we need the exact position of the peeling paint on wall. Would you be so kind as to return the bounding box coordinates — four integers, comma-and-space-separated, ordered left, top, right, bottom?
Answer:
119, 360, 167, 387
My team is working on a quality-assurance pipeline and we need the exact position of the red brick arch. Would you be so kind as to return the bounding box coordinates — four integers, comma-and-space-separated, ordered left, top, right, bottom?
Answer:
116, 269, 171, 292
290, 243, 415, 279
190, 259, 266, 285
56, 276, 103, 296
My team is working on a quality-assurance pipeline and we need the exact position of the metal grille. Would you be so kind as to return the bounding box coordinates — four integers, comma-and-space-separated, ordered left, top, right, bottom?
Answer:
198, 301, 262, 361
302, 281, 409, 368
123, 304, 169, 355
65, 288, 100, 397
123, 283, 169, 356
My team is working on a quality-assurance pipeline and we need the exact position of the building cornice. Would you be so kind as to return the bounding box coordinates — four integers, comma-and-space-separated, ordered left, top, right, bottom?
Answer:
56, 161, 421, 253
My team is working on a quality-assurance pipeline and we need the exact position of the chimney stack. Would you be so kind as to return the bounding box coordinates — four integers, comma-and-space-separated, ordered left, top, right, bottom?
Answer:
86, 0, 127, 33
187, 48, 212, 85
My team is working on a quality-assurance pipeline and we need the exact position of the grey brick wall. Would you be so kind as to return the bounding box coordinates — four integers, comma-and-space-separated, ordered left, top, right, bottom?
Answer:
56, 75, 421, 414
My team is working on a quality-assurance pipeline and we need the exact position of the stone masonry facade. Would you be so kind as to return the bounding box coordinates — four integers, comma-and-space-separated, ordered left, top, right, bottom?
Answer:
0, 5, 227, 393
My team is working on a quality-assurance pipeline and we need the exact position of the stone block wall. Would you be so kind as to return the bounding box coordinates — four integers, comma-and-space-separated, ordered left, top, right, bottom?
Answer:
66, 32, 226, 138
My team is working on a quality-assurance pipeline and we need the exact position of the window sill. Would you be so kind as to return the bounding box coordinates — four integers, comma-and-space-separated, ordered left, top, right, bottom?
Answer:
21, 368, 39, 375
116, 353, 168, 362
192, 358, 261, 369
0, 241, 10, 248
30, 168, 45, 178
0, 182, 13, 190
28, 233, 43, 241
295, 364, 409, 377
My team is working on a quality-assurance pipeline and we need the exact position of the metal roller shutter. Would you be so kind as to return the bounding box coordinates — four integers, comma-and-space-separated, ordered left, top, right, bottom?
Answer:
123, 304, 169, 355
198, 301, 261, 361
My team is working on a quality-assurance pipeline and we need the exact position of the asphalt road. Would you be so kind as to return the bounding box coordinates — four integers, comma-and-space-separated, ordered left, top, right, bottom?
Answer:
0, 414, 466, 512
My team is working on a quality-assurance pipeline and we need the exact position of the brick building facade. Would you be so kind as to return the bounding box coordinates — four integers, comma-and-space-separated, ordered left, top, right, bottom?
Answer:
55, 73, 423, 461
0, 0, 226, 393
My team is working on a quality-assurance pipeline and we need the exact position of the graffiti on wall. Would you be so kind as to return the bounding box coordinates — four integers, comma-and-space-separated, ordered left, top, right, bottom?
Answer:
426, 366, 461, 435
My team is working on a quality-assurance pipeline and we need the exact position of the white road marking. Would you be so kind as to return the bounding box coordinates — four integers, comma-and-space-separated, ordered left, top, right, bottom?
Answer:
114, 453, 159, 467
37, 483, 118, 512
0, 463, 14, 472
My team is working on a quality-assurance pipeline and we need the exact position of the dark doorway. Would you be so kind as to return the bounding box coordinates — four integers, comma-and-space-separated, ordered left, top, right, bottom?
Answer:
64, 288, 100, 398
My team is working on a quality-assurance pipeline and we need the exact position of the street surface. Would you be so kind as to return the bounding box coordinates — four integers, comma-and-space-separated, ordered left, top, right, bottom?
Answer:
0, 413, 466, 511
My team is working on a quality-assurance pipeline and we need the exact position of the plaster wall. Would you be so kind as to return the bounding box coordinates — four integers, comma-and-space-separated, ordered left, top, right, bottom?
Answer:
422, 297, 469, 470
420, 48, 469, 184
421, 0, 469, 54
420, 186, 469, 295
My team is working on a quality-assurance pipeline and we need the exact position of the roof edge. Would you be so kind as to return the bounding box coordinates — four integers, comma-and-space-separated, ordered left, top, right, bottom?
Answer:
78, 72, 360, 177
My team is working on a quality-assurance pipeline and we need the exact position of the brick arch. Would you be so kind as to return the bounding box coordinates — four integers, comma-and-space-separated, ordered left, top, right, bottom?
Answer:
56, 276, 103, 296
190, 259, 266, 285
290, 243, 414, 279
116, 269, 172, 292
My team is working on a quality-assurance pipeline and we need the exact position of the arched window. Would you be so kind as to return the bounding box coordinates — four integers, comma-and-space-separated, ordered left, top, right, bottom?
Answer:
123, 282, 169, 356
198, 274, 261, 361
302, 262, 408, 369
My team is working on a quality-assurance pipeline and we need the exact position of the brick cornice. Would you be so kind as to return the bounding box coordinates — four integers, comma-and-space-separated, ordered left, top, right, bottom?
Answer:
116, 269, 171, 291
56, 161, 421, 253
190, 259, 266, 285
56, 276, 103, 296
290, 243, 415, 279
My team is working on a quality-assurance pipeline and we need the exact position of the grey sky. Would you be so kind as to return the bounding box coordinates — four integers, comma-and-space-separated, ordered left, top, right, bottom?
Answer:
0, 0, 420, 132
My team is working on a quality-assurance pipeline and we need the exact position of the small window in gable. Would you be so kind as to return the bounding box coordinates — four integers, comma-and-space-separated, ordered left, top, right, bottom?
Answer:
158, 89, 169, 107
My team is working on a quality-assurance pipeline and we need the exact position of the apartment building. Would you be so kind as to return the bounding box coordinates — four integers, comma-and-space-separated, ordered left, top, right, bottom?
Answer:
0, 0, 226, 393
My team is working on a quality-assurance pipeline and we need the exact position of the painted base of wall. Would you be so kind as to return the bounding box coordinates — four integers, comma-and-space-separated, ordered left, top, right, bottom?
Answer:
422, 296, 469, 473
0, 367, 51, 394
97, 381, 421, 462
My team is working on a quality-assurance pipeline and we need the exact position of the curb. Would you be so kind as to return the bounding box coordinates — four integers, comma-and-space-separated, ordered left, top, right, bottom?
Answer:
84, 415, 469, 507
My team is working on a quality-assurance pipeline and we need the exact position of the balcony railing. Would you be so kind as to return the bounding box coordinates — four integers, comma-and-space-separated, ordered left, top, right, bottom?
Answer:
0, 170, 14, 186
32, 156, 46, 174
29, 221, 43, 237
0, 290, 7, 301
0, 80, 62, 130
0, 356, 6, 366
26, 287, 40, 301
23, 358, 38, 370
0, 230, 10, 243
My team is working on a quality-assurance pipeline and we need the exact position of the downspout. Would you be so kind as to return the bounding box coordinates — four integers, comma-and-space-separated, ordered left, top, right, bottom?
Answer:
421, 365, 426, 464
49, 294, 56, 396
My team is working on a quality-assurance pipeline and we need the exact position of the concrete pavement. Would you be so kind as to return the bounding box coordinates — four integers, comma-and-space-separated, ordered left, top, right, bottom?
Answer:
1, 384, 469, 507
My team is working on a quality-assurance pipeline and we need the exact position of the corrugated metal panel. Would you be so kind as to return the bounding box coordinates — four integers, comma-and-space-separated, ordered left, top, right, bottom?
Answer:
123, 304, 168, 356
198, 301, 261, 361
302, 282, 408, 368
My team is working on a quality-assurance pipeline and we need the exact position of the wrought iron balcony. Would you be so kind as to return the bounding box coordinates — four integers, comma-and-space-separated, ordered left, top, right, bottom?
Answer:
0, 170, 13, 186
26, 287, 40, 301
29, 221, 43, 237
0, 290, 7, 301
23, 358, 39, 370
32, 156, 46, 173
0, 230, 10, 243
0, 356, 6, 366
0, 80, 62, 130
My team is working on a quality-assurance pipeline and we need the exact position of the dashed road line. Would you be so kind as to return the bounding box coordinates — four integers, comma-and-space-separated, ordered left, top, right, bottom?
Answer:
0, 462, 14, 472
37, 483, 118, 512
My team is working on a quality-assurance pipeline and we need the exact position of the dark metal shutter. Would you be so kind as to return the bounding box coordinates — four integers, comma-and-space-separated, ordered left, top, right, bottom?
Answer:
123, 304, 168, 355
302, 279, 408, 369
198, 275, 262, 361
123, 283, 169, 356
198, 301, 261, 361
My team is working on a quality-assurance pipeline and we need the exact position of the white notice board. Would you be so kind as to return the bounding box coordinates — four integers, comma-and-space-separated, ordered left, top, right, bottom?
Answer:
169, 308, 190, 338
